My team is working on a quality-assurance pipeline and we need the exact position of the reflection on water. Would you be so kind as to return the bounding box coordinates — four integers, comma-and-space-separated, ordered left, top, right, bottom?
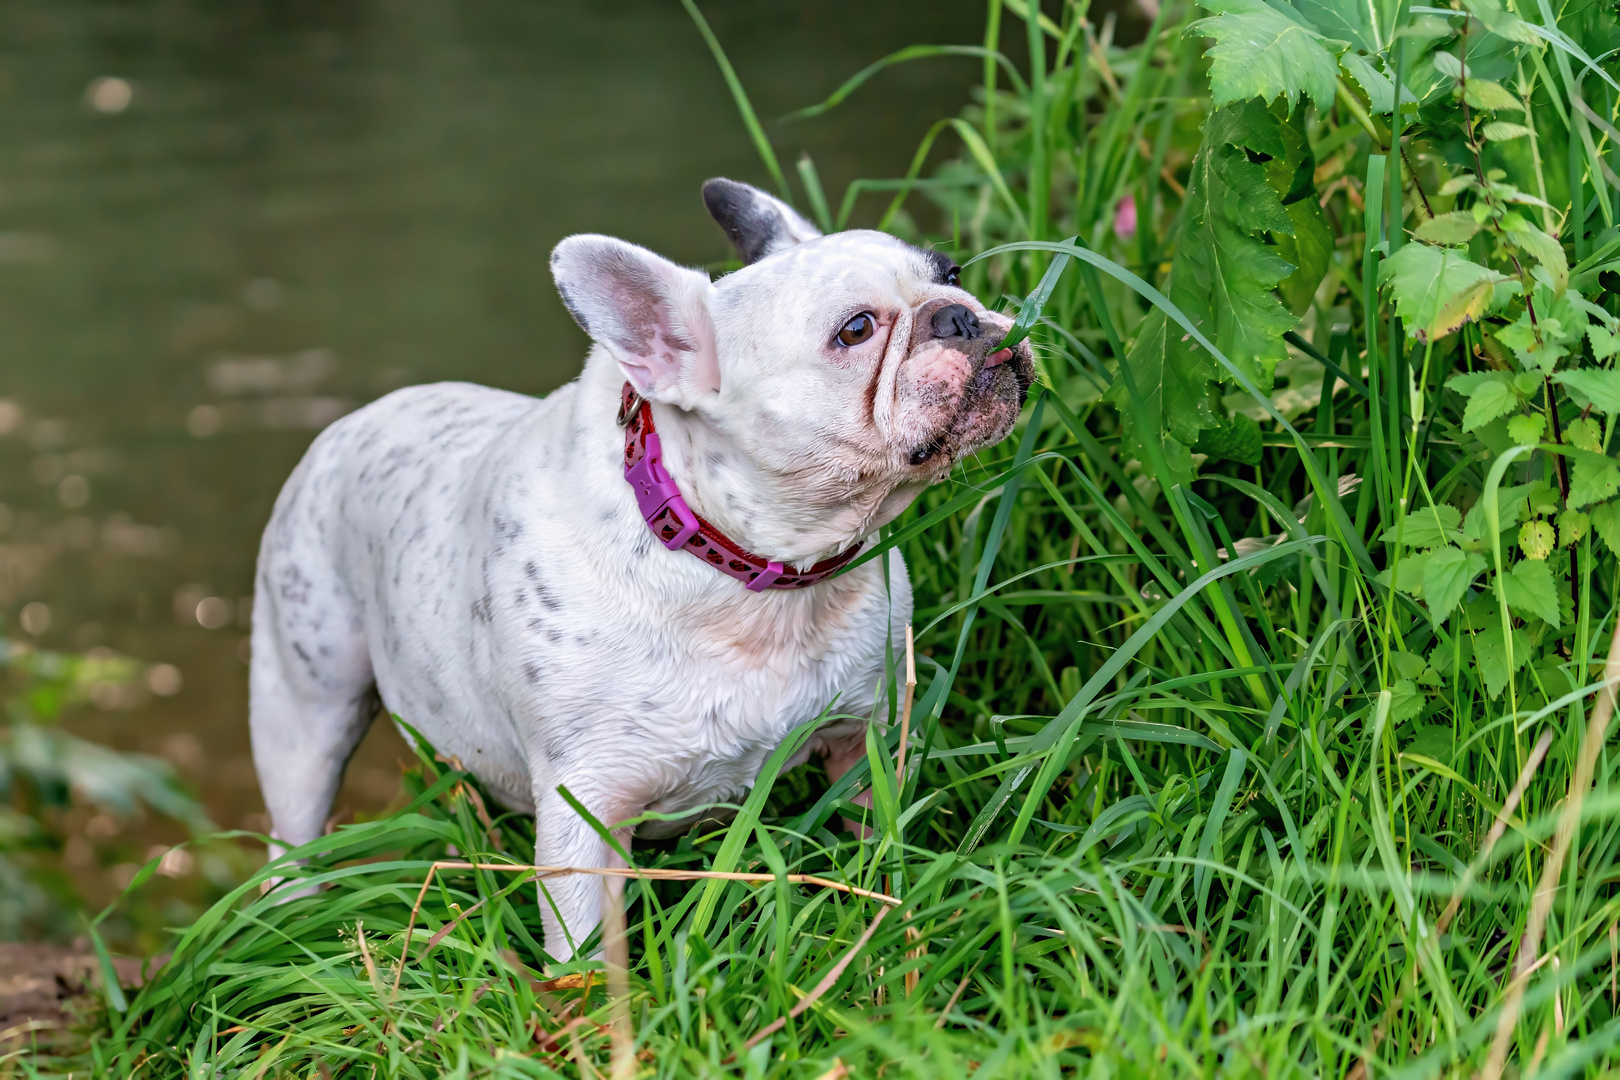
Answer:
0, 0, 980, 893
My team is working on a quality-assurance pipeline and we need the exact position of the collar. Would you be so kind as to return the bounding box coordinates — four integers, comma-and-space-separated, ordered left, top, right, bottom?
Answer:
618, 382, 861, 591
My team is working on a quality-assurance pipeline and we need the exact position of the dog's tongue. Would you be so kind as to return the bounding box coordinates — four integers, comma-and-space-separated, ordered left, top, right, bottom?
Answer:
985, 348, 1013, 369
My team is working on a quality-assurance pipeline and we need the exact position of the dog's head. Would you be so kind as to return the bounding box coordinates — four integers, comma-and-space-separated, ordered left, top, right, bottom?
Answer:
550, 179, 1034, 563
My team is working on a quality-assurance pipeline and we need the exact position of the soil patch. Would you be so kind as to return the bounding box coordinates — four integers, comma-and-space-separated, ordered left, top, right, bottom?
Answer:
0, 942, 145, 1045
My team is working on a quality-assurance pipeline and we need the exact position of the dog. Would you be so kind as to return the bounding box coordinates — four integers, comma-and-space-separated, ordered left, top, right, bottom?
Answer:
248, 179, 1034, 959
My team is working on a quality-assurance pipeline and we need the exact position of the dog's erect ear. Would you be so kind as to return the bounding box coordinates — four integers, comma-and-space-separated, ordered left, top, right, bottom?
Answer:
551, 235, 720, 403
702, 178, 822, 265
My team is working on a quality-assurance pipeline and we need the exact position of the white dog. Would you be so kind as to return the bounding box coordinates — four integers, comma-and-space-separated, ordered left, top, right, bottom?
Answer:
249, 179, 1033, 958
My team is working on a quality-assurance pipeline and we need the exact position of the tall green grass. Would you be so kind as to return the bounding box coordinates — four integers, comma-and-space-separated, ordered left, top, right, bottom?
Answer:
20, 0, 1620, 1075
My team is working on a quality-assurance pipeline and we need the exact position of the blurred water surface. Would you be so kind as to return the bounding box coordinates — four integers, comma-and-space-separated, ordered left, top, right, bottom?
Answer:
0, 0, 980, 864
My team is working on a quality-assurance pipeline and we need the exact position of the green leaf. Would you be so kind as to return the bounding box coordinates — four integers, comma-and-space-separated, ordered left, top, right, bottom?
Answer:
1405, 725, 1455, 761
1269, 108, 1331, 314
1379, 502, 1461, 548
1590, 323, 1620, 360
1525, 479, 1560, 516
1566, 415, 1605, 452
1495, 312, 1566, 373
1389, 679, 1426, 722
1380, 243, 1513, 343
1473, 622, 1532, 698
1592, 500, 1620, 556
1553, 369, 1620, 415
1447, 370, 1520, 431
1191, 411, 1263, 464
1341, 51, 1395, 111
1383, 548, 1432, 595
1109, 101, 1298, 461
1558, 508, 1589, 546
1505, 224, 1569, 295
1462, 482, 1533, 540
1502, 557, 1560, 625
1464, 78, 1524, 111
1569, 451, 1620, 508
1414, 211, 1481, 246
1459, 0, 1541, 45
1391, 650, 1428, 679
1517, 520, 1555, 561
1483, 121, 1534, 141
1507, 413, 1546, 445
1431, 51, 1464, 80
1293, 0, 1376, 51
1422, 546, 1487, 621
1277, 197, 1334, 314
1188, 0, 1344, 111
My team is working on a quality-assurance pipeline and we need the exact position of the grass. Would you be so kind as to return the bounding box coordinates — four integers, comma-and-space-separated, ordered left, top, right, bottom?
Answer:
12, 0, 1620, 1075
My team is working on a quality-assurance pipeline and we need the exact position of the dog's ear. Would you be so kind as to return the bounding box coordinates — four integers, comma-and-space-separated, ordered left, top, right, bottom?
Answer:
702, 178, 821, 265
551, 235, 720, 403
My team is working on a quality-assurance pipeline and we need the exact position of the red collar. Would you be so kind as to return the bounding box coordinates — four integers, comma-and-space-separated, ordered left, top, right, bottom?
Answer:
618, 382, 860, 591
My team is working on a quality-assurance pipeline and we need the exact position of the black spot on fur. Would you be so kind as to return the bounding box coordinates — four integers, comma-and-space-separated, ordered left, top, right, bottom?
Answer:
912, 244, 961, 286
703, 178, 788, 265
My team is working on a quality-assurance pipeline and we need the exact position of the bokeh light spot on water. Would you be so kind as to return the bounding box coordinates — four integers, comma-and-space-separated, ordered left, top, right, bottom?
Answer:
28, 419, 66, 450
85, 76, 133, 115
57, 474, 90, 508
19, 601, 50, 636
155, 846, 194, 878
0, 400, 21, 435
146, 663, 183, 697
243, 278, 284, 311
85, 815, 119, 839
31, 454, 64, 485
161, 732, 204, 770
187, 404, 223, 438
195, 596, 231, 630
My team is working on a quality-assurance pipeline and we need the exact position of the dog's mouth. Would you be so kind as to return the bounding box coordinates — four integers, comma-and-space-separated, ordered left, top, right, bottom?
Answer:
905, 337, 1034, 468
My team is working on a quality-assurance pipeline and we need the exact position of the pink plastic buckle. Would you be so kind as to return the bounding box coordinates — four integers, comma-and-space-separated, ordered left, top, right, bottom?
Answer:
625, 432, 701, 550
746, 561, 785, 592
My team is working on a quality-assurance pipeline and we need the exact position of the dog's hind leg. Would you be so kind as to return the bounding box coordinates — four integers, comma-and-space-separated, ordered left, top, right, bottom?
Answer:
249, 548, 377, 868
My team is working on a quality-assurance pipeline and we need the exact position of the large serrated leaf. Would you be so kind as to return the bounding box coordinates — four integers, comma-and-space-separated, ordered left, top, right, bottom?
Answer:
1290, 0, 1377, 51
1502, 558, 1561, 626
1569, 450, 1620, 508
1464, 78, 1524, 111
1592, 501, 1620, 556
1553, 369, 1620, 414
1109, 101, 1299, 465
1379, 243, 1514, 342
1414, 211, 1481, 245
1268, 107, 1332, 314
1422, 547, 1486, 622
1189, 0, 1345, 111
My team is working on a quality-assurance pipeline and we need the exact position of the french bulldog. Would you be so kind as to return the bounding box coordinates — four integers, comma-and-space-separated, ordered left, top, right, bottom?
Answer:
249, 179, 1033, 959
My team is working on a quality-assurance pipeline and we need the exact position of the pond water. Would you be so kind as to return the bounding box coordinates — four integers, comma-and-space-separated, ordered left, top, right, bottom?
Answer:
0, 0, 984, 854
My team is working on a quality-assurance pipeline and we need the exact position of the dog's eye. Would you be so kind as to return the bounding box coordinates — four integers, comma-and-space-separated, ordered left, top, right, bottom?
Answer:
836, 312, 876, 347
945, 265, 961, 287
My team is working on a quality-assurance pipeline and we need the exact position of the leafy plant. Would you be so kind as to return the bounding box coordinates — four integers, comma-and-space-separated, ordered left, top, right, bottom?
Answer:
1, 635, 208, 941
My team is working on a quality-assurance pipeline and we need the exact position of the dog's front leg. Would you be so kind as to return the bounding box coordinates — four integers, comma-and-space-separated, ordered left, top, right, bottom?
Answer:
532, 774, 635, 964
821, 728, 877, 838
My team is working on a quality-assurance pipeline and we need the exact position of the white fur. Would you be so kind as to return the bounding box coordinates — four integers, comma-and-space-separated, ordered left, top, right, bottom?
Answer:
249, 181, 1030, 960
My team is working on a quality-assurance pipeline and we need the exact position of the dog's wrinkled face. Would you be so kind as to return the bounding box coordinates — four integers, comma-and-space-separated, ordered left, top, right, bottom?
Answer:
551, 179, 1034, 556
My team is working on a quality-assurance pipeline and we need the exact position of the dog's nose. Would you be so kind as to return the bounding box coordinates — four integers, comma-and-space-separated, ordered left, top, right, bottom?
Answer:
930, 303, 981, 341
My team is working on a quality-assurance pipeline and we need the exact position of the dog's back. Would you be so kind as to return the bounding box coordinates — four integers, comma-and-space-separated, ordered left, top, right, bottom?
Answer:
248, 381, 546, 847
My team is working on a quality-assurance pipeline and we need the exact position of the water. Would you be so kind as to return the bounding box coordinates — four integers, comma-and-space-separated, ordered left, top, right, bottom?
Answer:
0, 0, 983, 857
